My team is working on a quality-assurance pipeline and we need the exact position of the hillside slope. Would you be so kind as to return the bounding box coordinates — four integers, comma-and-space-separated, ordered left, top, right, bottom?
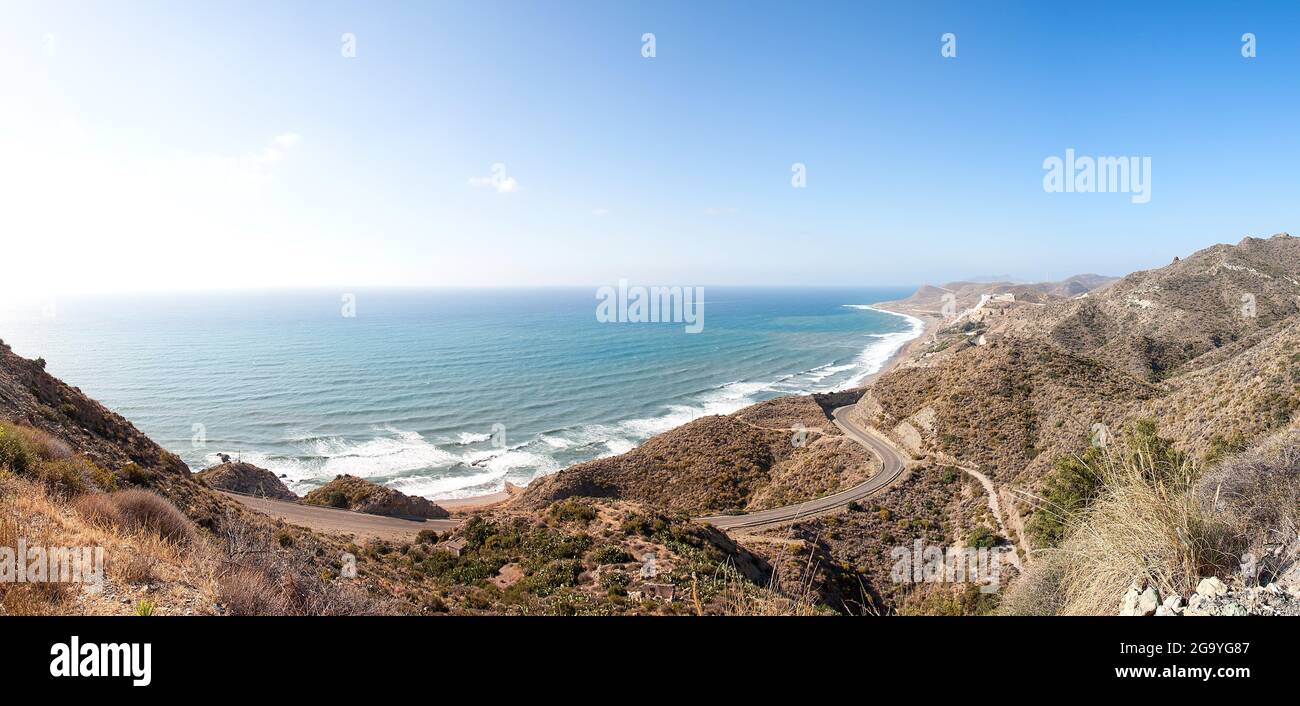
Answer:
860, 233, 1300, 553
0, 338, 783, 615
521, 393, 878, 515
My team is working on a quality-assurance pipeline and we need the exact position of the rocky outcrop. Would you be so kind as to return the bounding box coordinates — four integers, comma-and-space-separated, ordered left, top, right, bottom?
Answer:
196, 461, 297, 501
0, 339, 188, 478
303, 474, 448, 519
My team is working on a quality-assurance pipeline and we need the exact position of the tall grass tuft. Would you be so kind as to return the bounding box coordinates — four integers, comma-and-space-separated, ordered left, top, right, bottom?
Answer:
1006, 420, 1243, 615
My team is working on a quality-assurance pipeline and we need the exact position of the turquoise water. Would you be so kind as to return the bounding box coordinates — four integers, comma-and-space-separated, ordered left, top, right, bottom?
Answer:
0, 287, 919, 499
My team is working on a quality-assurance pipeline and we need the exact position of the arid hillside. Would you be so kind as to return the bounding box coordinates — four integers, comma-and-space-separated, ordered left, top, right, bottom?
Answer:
879, 274, 1116, 317
1001, 234, 1300, 380
861, 233, 1300, 554
0, 338, 785, 615
521, 392, 878, 515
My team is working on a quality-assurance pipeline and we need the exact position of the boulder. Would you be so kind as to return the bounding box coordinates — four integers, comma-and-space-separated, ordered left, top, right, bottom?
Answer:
303, 474, 449, 519
196, 461, 297, 501
1219, 602, 1248, 617
1119, 583, 1160, 616
1196, 576, 1228, 599
1184, 592, 1215, 616
1154, 594, 1183, 616
1136, 586, 1160, 616
1119, 583, 1142, 615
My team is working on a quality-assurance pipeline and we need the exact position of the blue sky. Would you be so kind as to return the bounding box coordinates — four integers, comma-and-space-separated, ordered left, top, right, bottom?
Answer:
2, 1, 1299, 295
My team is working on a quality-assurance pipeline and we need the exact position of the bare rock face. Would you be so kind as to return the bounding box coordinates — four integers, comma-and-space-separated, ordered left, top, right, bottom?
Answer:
196, 462, 297, 501
303, 474, 449, 520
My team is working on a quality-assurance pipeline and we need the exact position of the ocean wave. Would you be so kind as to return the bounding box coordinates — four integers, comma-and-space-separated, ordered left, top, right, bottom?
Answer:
385, 468, 509, 499
200, 304, 925, 503
539, 435, 572, 449
206, 424, 564, 500
838, 306, 925, 388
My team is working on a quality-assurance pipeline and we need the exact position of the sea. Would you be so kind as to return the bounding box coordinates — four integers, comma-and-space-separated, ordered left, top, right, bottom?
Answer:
0, 287, 921, 500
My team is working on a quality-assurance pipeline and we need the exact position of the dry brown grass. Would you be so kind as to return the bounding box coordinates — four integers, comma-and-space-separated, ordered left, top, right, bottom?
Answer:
0, 494, 55, 615
1, 475, 216, 615
212, 510, 384, 616
1009, 441, 1242, 615
10, 425, 73, 461
715, 545, 835, 616
99, 489, 195, 545
72, 492, 127, 528
717, 570, 825, 616
1197, 428, 1300, 584
112, 553, 158, 586
216, 566, 279, 615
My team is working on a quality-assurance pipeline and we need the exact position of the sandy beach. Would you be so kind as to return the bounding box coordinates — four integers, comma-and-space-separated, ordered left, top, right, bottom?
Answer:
860, 306, 941, 384
436, 481, 523, 513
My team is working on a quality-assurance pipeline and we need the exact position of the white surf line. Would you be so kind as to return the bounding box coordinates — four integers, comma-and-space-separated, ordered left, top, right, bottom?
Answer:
838, 304, 926, 387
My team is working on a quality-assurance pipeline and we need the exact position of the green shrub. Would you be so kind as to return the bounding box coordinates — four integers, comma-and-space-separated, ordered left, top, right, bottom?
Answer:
966, 525, 998, 549
121, 463, 153, 487
547, 498, 597, 525
463, 515, 493, 548
447, 556, 505, 584
1205, 431, 1249, 463
599, 569, 631, 597
1027, 420, 1184, 548
34, 458, 88, 497
1026, 448, 1104, 548
0, 426, 36, 475
589, 544, 633, 565
522, 559, 583, 597
419, 550, 460, 577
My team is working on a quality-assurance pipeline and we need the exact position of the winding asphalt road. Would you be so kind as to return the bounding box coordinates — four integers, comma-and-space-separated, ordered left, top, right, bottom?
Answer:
220, 491, 459, 542
222, 405, 908, 538
696, 405, 909, 530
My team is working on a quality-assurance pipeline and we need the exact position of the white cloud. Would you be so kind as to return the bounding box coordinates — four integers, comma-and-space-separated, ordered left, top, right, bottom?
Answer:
591, 208, 609, 216
468, 163, 518, 194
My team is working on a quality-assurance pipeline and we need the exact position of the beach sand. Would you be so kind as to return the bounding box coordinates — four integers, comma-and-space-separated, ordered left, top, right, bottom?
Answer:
437, 481, 524, 513
859, 308, 941, 384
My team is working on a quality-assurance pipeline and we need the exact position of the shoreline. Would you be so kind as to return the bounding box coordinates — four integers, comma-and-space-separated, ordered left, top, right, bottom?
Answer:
428, 301, 935, 508
859, 305, 939, 385
193, 298, 937, 509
